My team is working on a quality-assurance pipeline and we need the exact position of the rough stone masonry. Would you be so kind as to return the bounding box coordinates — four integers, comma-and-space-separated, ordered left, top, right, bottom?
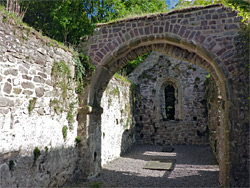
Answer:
85, 4, 249, 187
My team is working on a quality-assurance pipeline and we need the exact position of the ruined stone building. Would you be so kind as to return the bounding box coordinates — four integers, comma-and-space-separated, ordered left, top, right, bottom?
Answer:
0, 4, 249, 188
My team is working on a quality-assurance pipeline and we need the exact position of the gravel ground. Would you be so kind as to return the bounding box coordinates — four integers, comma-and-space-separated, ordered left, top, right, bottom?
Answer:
63, 145, 221, 188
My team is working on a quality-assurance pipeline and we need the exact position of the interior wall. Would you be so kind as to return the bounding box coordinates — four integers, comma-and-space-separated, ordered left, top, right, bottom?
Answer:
129, 51, 210, 145
100, 77, 134, 166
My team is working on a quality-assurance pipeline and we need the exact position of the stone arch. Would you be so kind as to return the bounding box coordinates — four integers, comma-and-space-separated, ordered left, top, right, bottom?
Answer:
85, 40, 231, 186
79, 4, 249, 187
89, 40, 229, 106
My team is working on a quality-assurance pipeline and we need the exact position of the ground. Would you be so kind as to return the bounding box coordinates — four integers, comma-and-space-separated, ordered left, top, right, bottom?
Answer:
63, 145, 220, 187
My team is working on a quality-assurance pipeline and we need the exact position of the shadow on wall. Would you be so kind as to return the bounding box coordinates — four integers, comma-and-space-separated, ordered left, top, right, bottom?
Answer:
120, 129, 134, 155
0, 146, 78, 187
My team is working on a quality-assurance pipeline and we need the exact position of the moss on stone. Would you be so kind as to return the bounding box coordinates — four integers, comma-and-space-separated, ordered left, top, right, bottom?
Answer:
110, 86, 120, 97
52, 61, 72, 100
67, 102, 75, 129
28, 97, 37, 115
62, 126, 68, 140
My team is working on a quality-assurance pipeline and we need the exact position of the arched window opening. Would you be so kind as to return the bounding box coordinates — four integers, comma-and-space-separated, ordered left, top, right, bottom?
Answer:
165, 85, 175, 120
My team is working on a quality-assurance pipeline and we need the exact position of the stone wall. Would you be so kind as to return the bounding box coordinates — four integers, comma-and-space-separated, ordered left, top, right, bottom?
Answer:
0, 13, 79, 187
205, 77, 222, 161
129, 51, 209, 145
100, 77, 134, 165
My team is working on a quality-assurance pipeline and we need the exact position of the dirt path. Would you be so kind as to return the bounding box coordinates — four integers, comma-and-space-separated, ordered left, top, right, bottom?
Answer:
63, 145, 220, 187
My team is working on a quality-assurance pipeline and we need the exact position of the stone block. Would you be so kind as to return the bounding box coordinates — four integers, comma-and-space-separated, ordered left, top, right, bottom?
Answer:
21, 81, 35, 89
0, 97, 14, 107
3, 82, 12, 94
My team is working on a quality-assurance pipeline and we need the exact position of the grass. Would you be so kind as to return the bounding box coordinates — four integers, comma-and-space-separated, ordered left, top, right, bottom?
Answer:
114, 73, 132, 84
28, 97, 37, 115
62, 126, 68, 140
0, 5, 73, 52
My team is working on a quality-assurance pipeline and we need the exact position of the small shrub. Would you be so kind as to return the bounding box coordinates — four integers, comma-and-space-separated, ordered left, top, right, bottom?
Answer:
28, 97, 37, 115
75, 136, 81, 144
51, 61, 71, 100
62, 126, 68, 140
67, 102, 75, 128
9, 160, 14, 171
33, 147, 41, 162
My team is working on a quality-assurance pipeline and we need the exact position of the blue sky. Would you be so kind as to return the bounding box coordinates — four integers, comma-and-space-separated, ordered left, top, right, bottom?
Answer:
165, 0, 180, 9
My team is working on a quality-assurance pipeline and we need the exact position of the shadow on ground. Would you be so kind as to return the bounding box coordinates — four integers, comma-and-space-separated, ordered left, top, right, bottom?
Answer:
63, 145, 220, 188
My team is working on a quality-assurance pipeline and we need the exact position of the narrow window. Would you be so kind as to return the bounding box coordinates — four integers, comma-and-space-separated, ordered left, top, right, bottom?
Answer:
165, 85, 175, 120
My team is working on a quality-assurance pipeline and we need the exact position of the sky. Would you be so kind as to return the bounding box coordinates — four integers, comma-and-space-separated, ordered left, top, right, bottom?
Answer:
165, 0, 180, 9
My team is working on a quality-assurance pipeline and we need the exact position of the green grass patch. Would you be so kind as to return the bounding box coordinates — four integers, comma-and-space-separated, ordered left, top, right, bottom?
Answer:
62, 126, 68, 140
28, 97, 37, 115
33, 147, 41, 162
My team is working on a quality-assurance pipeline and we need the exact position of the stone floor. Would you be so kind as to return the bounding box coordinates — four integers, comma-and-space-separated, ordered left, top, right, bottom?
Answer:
63, 145, 221, 187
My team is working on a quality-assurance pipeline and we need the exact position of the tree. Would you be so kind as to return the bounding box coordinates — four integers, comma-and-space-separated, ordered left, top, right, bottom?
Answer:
22, 0, 93, 45
22, 0, 168, 45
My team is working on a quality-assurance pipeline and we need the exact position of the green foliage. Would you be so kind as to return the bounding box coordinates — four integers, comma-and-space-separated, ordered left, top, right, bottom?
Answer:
17, 0, 168, 45
62, 126, 68, 140
75, 136, 81, 144
74, 53, 96, 95
225, 0, 249, 22
114, 73, 131, 83
118, 52, 150, 76
67, 102, 75, 128
49, 99, 62, 114
33, 147, 41, 162
45, 146, 49, 152
22, 0, 94, 45
28, 97, 37, 115
175, 0, 249, 22
85, 0, 168, 23
52, 61, 71, 100
125, 118, 130, 128
9, 160, 14, 171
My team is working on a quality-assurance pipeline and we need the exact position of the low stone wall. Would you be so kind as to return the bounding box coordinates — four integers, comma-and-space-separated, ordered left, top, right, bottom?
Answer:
0, 13, 78, 187
130, 51, 209, 145
100, 77, 134, 165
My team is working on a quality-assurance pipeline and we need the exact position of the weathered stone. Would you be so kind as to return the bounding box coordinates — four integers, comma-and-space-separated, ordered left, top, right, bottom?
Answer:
38, 72, 47, 79
3, 82, 12, 94
19, 65, 28, 74
129, 51, 209, 146
37, 48, 47, 55
33, 76, 45, 83
13, 88, 22, 94
35, 87, 45, 97
0, 97, 14, 107
4, 69, 18, 76
22, 90, 33, 95
21, 81, 35, 89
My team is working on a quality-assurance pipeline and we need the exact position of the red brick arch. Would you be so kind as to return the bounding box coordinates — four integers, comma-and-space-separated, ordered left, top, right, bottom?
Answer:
78, 4, 249, 187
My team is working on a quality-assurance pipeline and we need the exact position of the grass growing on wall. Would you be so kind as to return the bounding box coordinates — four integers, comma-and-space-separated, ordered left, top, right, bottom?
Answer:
62, 126, 68, 140
52, 61, 72, 100
28, 97, 37, 115
33, 147, 41, 162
